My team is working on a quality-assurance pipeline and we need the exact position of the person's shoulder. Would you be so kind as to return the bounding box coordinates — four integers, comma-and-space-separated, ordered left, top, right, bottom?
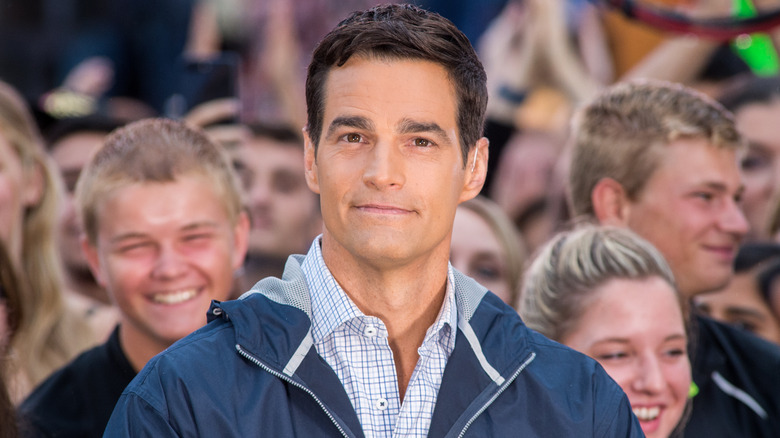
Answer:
695, 314, 780, 366
20, 340, 113, 408
18, 339, 124, 436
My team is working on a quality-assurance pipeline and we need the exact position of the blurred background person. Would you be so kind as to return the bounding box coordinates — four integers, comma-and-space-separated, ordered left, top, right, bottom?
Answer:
0, 241, 23, 437
0, 80, 97, 402
45, 115, 126, 307
695, 242, 780, 345
44, 116, 131, 342
187, 0, 393, 129
717, 75, 780, 242
229, 123, 321, 292
521, 226, 692, 438
451, 195, 527, 308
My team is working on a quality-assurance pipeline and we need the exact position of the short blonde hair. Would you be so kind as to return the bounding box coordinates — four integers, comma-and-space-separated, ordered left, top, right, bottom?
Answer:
76, 118, 245, 244
520, 225, 686, 342
568, 80, 743, 218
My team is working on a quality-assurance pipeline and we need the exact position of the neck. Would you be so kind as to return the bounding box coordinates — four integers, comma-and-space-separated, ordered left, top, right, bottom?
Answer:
118, 322, 172, 373
321, 237, 450, 400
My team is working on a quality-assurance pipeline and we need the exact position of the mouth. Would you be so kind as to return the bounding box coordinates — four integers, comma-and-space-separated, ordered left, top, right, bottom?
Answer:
632, 406, 660, 422
150, 288, 200, 305
703, 244, 736, 261
355, 203, 413, 215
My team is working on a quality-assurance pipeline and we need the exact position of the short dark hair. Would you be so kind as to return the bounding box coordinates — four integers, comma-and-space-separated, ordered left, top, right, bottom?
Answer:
718, 75, 780, 113
246, 122, 302, 145
44, 115, 127, 149
305, 3, 487, 165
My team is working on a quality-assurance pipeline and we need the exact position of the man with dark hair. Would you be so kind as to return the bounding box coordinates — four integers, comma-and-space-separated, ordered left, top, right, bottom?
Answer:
104, 5, 641, 436
229, 123, 322, 290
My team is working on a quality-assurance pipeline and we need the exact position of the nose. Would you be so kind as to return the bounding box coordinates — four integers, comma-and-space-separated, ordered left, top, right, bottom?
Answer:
631, 354, 666, 395
720, 197, 750, 237
249, 179, 272, 208
362, 142, 405, 190
151, 244, 187, 280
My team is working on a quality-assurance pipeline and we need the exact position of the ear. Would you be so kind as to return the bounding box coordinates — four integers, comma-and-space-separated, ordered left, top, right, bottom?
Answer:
22, 162, 45, 208
303, 128, 320, 194
81, 236, 108, 288
591, 177, 631, 225
231, 211, 251, 271
459, 137, 489, 203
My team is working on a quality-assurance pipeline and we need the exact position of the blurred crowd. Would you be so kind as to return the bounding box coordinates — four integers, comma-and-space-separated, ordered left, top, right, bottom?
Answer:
1, 0, 780, 437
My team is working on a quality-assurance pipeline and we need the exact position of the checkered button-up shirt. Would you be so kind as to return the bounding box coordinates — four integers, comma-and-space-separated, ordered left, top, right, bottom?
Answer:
303, 237, 457, 438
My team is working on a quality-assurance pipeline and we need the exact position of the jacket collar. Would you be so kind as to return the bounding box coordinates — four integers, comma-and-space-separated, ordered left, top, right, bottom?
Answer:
213, 253, 532, 386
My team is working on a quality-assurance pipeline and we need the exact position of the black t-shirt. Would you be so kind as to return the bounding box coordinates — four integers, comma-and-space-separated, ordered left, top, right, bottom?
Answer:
19, 326, 137, 437
684, 315, 780, 438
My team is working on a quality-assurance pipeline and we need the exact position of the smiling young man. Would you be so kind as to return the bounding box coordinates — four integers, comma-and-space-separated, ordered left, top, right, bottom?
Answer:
104, 5, 641, 437
19, 118, 249, 437
568, 80, 780, 438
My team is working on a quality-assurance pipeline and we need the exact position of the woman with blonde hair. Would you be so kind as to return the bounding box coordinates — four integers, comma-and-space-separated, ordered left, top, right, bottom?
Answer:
521, 225, 692, 438
451, 195, 527, 307
0, 80, 96, 401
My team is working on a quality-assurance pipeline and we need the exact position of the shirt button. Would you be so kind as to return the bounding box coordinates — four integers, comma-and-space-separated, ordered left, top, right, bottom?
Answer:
375, 397, 388, 410
364, 325, 378, 337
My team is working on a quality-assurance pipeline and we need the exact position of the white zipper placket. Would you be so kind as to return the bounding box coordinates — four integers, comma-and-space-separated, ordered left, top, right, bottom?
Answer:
456, 352, 537, 438
235, 344, 351, 438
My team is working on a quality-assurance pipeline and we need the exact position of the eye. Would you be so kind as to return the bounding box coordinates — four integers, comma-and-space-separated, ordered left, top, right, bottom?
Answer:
664, 348, 687, 358
183, 233, 212, 243
693, 192, 714, 202
475, 266, 500, 280
274, 173, 304, 194
741, 154, 769, 172
344, 133, 363, 143
596, 351, 629, 361
413, 138, 433, 147
731, 319, 758, 333
117, 241, 153, 254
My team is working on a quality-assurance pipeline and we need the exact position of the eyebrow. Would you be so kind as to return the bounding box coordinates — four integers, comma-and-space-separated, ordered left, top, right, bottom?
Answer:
325, 116, 375, 140
701, 181, 745, 197
109, 222, 220, 244
724, 306, 766, 320
592, 333, 687, 345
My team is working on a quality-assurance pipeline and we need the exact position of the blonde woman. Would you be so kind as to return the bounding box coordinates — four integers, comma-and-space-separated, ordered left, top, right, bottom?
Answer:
0, 80, 97, 401
451, 195, 527, 308
521, 226, 692, 438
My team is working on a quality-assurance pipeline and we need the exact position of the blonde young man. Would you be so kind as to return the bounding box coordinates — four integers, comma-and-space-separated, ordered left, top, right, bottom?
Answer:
19, 119, 249, 437
568, 80, 780, 438
105, 4, 641, 437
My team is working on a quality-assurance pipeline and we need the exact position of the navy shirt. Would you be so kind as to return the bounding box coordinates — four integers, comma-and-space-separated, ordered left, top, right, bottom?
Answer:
20, 326, 136, 437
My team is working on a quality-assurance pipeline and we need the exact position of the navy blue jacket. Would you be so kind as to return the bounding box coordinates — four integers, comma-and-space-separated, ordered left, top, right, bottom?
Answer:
104, 256, 642, 437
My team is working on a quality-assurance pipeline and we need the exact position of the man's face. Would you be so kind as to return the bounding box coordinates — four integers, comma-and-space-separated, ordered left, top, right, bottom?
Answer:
233, 136, 320, 258
50, 132, 105, 272
734, 100, 780, 240
83, 175, 248, 350
304, 57, 486, 270
624, 138, 748, 297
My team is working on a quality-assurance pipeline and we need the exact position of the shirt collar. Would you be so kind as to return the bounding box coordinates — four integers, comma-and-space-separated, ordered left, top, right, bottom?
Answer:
303, 235, 457, 348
